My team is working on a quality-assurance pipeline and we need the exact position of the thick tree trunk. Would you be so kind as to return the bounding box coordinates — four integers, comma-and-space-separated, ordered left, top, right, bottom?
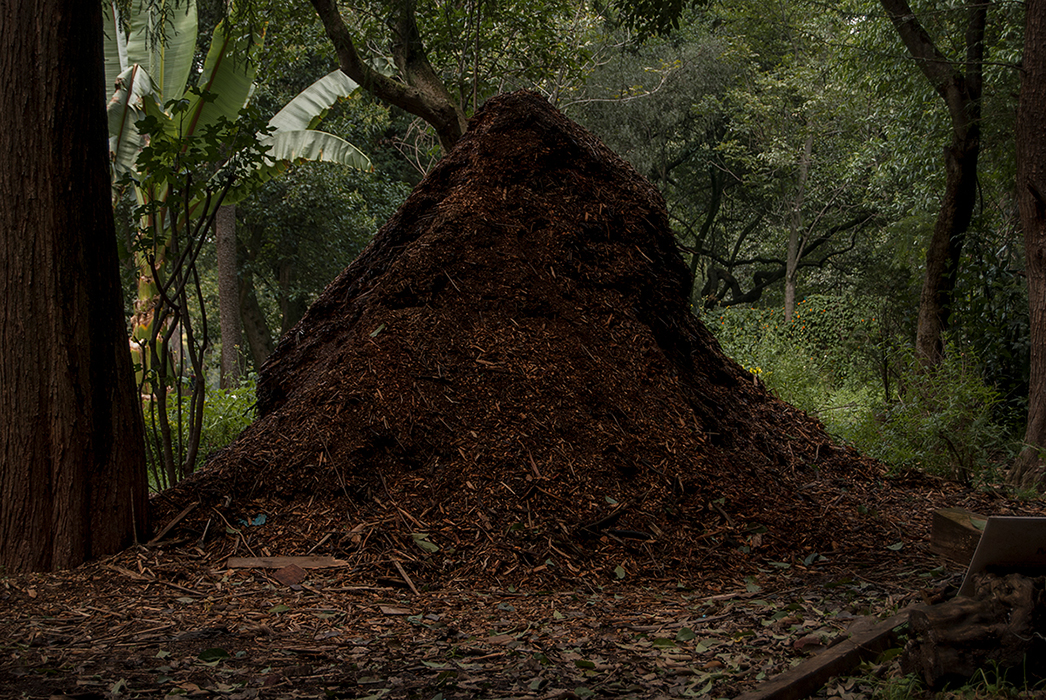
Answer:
902, 574, 1046, 687
216, 204, 242, 389
1011, 0, 1046, 487
879, 0, 986, 366
308, 0, 468, 152
0, 0, 148, 572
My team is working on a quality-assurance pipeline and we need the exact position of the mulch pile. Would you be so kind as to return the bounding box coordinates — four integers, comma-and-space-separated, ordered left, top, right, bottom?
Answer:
157, 90, 896, 589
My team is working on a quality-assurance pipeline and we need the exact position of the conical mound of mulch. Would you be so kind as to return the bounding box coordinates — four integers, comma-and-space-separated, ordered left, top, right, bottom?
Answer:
158, 90, 889, 588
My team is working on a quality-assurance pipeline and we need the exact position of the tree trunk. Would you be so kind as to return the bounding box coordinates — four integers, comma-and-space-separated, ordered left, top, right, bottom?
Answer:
901, 574, 1046, 687
216, 204, 242, 388
240, 278, 275, 371
914, 134, 980, 364
278, 259, 308, 337
308, 0, 468, 152
1011, 0, 1046, 488
879, 0, 986, 366
785, 133, 814, 324
0, 0, 148, 572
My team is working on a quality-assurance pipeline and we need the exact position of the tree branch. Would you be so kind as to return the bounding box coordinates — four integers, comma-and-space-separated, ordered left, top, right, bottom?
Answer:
308, 0, 467, 152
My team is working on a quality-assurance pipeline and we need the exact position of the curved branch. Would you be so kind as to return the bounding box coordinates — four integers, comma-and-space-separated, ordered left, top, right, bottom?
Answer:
308, 0, 467, 152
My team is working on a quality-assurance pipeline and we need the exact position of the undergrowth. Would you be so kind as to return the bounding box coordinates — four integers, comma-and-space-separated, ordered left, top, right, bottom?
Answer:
702, 296, 1018, 485
144, 377, 257, 490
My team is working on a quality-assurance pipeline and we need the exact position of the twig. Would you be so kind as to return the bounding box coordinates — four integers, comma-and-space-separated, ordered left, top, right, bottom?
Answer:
147, 501, 198, 545
393, 560, 421, 596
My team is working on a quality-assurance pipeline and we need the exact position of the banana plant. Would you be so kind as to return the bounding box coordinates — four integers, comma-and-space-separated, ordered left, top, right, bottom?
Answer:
104, 0, 370, 485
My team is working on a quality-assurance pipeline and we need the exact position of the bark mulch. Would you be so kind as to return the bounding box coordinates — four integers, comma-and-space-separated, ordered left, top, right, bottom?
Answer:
2, 91, 1044, 699
154, 90, 923, 590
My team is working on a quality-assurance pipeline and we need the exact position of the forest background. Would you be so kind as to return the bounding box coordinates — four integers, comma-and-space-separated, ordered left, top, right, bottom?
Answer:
148, 0, 1031, 490
3, 0, 1044, 572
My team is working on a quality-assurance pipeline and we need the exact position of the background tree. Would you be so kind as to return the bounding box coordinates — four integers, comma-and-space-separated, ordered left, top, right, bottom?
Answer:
878, 0, 988, 366
1012, 0, 1046, 487
305, 0, 599, 153
0, 0, 147, 572
575, 2, 879, 311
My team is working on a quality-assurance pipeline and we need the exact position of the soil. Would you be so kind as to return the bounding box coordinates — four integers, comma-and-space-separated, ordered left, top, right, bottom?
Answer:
2, 91, 1045, 699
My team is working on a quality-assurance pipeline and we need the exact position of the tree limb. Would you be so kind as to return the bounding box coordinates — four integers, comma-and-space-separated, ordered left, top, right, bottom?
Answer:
308, 0, 467, 152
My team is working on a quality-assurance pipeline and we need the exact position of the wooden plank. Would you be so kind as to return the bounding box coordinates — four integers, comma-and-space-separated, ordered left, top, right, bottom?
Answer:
733, 609, 911, 700
929, 507, 986, 565
225, 556, 349, 569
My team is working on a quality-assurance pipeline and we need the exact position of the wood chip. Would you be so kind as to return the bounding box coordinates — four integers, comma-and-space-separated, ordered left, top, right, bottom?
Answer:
225, 556, 348, 569
272, 564, 307, 586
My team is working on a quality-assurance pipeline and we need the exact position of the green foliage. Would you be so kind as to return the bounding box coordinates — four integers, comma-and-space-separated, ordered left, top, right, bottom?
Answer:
838, 344, 1013, 484
704, 299, 1016, 485
129, 102, 270, 489
703, 296, 883, 415
145, 379, 256, 487
706, 304, 831, 416
952, 228, 1030, 420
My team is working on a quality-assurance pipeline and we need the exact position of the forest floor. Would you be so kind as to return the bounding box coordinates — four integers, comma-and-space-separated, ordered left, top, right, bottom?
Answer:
2, 476, 1042, 700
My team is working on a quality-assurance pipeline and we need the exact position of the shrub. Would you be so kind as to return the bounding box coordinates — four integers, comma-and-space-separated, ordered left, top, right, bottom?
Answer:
837, 345, 1014, 484
144, 377, 256, 490
701, 297, 882, 416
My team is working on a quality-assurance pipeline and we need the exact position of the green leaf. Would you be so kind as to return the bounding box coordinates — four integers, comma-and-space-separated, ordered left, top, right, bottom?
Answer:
676, 626, 696, 641
106, 65, 154, 181
574, 659, 596, 669
886, 542, 904, 551
181, 8, 263, 138
412, 532, 439, 553
260, 130, 371, 171
198, 647, 230, 661
268, 70, 360, 133
370, 324, 386, 338
694, 639, 719, 653
651, 638, 676, 648
102, 2, 128, 97
268, 603, 290, 614
614, 565, 626, 579
127, 0, 197, 101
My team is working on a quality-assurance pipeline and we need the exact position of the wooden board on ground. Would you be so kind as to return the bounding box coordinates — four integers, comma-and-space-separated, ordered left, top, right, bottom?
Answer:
733, 609, 911, 700
929, 507, 986, 565
958, 516, 1046, 596
226, 556, 349, 569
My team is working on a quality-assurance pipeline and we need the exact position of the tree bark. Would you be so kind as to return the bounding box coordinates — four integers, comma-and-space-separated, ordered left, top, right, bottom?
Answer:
308, 0, 468, 153
216, 204, 242, 388
278, 259, 309, 337
879, 0, 986, 366
240, 278, 275, 371
785, 133, 814, 324
1011, 0, 1046, 487
902, 574, 1046, 687
0, 0, 148, 572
